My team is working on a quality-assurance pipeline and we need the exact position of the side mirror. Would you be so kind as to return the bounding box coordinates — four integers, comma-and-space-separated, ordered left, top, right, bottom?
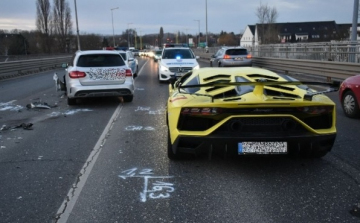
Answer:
169, 73, 182, 88
195, 56, 200, 59
128, 58, 134, 61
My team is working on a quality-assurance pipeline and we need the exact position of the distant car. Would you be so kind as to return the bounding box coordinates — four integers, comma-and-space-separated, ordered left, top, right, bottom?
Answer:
118, 50, 138, 77
154, 50, 162, 62
132, 49, 140, 56
158, 47, 200, 82
166, 67, 339, 160
63, 50, 134, 105
210, 47, 252, 67
339, 74, 360, 118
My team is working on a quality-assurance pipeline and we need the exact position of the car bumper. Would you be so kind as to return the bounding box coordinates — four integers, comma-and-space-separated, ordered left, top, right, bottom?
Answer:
172, 132, 336, 156
67, 82, 134, 98
222, 60, 252, 67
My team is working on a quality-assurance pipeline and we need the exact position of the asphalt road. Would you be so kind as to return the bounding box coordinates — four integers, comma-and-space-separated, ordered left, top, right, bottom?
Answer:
0, 57, 359, 223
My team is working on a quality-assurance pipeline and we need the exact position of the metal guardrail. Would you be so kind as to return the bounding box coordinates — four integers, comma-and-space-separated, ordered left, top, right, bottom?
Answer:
1, 51, 358, 82
194, 41, 360, 63
194, 52, 360, 82
0, 56, 72, 80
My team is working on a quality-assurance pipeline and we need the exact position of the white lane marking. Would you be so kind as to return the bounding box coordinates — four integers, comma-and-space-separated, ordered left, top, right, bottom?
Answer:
54, 104, 123, 223
133, 59, 149, 82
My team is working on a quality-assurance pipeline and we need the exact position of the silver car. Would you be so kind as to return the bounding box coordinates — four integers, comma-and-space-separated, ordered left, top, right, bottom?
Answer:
117, 50, 138, 77
210, 47, 252, 67
64, 50, 134, 105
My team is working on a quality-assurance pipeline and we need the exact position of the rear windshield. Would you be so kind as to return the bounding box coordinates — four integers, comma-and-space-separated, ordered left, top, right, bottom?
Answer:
162, 49, 194, 59
77, 54, 125, 67
119, 53, 127, 60
226, 49, 248, 55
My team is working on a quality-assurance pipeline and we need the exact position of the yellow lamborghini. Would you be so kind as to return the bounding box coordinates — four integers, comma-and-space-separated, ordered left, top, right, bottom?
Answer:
166, 67, 339, 160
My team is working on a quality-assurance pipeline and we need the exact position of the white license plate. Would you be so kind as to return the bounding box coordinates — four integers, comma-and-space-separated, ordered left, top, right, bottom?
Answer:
238, 142, 287, 154
234, 57, 243, 61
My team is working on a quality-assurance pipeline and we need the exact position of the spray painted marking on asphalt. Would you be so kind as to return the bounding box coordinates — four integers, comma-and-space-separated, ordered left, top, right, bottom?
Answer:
135, 106, 150, 112
134, 106, 165, 115
119, 168, 174, 202
124, 126, 155, 131
48, 109, 93, 117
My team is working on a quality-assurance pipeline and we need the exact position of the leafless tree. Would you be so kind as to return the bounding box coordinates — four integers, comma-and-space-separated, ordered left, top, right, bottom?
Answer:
36, 0, 51, 53
256, 2, 278, 44
52, 0, 72, 53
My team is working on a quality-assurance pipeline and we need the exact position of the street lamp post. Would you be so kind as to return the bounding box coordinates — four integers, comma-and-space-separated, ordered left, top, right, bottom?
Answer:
184, 28, 189, 45
74, 0, 81, 50
111, 7, 119, 47
194, 19, 200, 47
205, 0, 208, 48
127, 23, 133, 48
134, 28, 137, 49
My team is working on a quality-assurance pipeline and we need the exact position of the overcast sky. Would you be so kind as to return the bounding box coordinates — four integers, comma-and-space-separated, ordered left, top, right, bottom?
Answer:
0, 0, 357, 36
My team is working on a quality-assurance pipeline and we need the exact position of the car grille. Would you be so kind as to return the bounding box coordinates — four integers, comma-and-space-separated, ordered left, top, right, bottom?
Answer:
178, 115, 332, 133
75, 89, 132, 97
169, 67, 193, 73
214, 117, 307, 134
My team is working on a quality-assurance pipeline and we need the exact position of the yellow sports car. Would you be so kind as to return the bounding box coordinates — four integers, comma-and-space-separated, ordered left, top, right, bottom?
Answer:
166, 67, 339, 160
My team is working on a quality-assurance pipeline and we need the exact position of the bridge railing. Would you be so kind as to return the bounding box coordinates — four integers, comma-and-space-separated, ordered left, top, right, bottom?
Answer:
194, 41, 360, 63
194, 51, 360, 82
0, 56, 72, 80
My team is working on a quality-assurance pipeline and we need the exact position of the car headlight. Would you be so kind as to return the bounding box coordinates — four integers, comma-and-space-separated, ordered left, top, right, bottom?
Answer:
193, 65, 200, 70
160, 65, 169, 72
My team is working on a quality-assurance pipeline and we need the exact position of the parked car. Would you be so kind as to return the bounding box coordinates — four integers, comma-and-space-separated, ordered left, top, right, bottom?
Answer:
166, 67, 339, 160
158, 47, 199, 82
63, 50, 134, 105
210, 47, 252, 67
339, 74, 360, 118
118, 50, 138, 77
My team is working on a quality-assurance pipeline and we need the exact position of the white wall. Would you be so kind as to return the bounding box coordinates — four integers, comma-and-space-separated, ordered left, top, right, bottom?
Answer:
240, 26, 255, 47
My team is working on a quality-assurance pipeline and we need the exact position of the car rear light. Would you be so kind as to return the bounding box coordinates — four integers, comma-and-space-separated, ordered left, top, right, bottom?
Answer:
125, 69, 132, 77
297, 106, 333, 114
181, 107, 222, 116
246, 54, 252, 59
223, 54, 231, 59
69, 71, 86, 78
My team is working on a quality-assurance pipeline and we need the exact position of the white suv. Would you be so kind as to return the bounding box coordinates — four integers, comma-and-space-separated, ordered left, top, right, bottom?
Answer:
64, 50, 134, 105
158, 47, 200, 82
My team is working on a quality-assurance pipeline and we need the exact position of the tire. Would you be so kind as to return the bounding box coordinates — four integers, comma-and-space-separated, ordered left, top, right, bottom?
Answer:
67, 97, 77, 105
310, 150, 328, 158
210, 61, 213, 67
342, 91, 360, 118
167, 129, 179, 160
218, 62, 222, 67
63, 75, 67, 94
123, 95, 133, 102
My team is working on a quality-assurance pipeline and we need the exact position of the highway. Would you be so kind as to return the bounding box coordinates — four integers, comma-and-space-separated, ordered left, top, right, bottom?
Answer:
0, 57, 360, 223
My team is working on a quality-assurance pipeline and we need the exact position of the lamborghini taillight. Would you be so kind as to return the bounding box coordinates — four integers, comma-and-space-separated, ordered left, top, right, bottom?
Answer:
181, 107, 222, 116
297, 106, 333, 114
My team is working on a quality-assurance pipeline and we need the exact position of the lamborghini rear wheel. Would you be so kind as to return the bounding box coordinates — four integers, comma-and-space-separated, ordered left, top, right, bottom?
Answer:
167, 129, 179, 160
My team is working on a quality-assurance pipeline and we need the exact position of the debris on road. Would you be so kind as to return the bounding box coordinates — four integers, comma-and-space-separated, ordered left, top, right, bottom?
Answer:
53, 73, 66, 91
0, 123, 33, 131
26, 101, 57, 110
